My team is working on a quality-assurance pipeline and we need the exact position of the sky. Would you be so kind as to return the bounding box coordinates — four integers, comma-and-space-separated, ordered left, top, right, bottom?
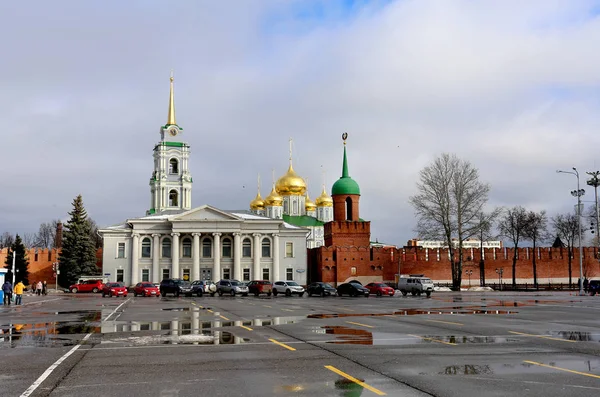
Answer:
3, 0, 600, 247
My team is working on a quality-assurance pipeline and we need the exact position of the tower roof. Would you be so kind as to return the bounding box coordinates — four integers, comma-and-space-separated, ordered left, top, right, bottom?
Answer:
331, 134, 360, 196
166, 72, 176, 126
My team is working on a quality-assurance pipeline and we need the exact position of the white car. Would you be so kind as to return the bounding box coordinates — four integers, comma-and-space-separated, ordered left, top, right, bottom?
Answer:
272, 281, 305, 297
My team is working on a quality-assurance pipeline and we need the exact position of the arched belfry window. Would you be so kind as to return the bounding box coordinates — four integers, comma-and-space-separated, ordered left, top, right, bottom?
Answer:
345, 197, 353, 221
169, 158, 179, 174
169, 190, 179, 207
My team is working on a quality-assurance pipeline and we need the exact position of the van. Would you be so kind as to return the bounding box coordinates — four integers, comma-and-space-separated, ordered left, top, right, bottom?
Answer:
398, 274, 434, 297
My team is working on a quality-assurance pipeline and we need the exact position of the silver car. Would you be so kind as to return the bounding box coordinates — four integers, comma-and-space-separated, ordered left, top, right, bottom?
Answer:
216, 279, 249, 296
272, 281, 305, 297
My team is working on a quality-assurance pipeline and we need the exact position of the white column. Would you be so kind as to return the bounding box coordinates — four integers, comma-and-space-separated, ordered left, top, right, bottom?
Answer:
192, 233, 201, 282
213, 233, 221, 280
253, 233, 261, 280
233, 232, 241, 281
172, 233, 180, 279
131, 233, 139, 286
152, 234, 160, 282
273, 234, 280, 282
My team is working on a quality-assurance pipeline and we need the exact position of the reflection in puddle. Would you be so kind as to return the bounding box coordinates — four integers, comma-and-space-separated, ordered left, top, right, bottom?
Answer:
309, 307, 516, 319
335, 378, 364, 397
439, 359, 600, 376
442, 365, 493, 375
549, 331, 600, 342
323, 326, 372, 345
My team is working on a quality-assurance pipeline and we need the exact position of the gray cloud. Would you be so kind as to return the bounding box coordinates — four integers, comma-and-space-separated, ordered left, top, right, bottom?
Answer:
2, 0, 600, 246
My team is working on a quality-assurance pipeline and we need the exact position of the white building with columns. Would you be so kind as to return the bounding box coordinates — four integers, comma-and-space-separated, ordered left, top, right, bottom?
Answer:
99, 76, 309, 285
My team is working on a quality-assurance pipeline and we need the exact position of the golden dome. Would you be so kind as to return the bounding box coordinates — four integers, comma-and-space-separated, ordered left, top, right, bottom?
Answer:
305, 193, 317, 212
315, 186, 333, 207
276, 164, 307, 196
249, 192, 265, 211
264, 185, 283, 206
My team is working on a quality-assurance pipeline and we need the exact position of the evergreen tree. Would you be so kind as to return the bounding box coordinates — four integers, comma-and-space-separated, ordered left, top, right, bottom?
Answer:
3, 234, 30, 285
58, 195, 100, 286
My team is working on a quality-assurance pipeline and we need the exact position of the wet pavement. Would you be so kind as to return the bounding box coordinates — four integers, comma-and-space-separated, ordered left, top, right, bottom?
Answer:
2, 291, 600, 396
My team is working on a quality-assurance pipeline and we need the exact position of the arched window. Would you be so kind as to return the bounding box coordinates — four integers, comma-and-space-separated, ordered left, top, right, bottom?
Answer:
261, 238, 271, 258
141, 238, 151, 258
169, 190, 178, 206
345, 197, 353, 220
182, 238, 192, 258
202, 238, 212, 258
162, 238, 172, 258
222, 238, 232, 258
242, 238, 252, 258
169, 158, 179, 174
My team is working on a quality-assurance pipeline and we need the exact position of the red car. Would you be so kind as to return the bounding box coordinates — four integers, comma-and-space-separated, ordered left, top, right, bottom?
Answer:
133, 282, 160, 297
365, 282, 395, 297
102, 282, 128, 298
69, 280, 104, 293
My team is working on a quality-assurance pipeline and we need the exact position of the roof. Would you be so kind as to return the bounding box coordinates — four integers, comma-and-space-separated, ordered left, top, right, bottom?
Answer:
283, 215, 324, 227
331, 145, 360, 195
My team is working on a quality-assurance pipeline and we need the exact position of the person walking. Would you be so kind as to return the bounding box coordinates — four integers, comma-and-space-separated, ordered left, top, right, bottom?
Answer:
584, 278, 589, 293
42, 281, 48, 295
36, 281, 42, 296
14, 281, 24, 305
2, 281, 12, 305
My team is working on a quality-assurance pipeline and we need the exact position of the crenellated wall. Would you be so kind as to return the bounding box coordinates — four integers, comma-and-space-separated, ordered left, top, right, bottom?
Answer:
324, 221, 371, 247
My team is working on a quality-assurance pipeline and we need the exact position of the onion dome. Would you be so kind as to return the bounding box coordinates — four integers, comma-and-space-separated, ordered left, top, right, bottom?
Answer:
264, 184, 283, 207
305, 193, 317, 212
249, 192, 265, 211
315, 186, 333, 207
331, 141, 360, 196
276, 164, 307, 196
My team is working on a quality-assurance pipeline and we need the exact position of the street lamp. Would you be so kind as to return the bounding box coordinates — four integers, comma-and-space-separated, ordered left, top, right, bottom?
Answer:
495, 268, 503, 291
465, 269, 473, 287
557, 168, 585, 296
586, 171, 600, 260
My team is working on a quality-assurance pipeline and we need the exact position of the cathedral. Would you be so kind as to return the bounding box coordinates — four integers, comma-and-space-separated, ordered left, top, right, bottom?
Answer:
99, 76, 309, 286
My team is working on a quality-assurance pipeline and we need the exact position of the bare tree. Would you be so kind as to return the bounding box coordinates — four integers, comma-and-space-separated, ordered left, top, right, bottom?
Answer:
523, 210, 549, 289
21, 232, 37, 248
498, 206, 529, 287
409, 153, 491, 290
0, 232, 14, 249
87, 218, 102, 249
475, 209, 502, 286
552, 213, 579, 287
34, 220, 60, 249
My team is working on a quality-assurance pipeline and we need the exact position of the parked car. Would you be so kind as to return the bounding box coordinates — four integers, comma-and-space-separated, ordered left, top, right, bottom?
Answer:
397, 275, 434, 297
69, 279, 104, 294
133, 282, 160, 297
589, 280, 600, 296
190, 280, 217, 297
216, 280, 249, 296
272, 281, 305, 297
365, 282, 395, 297
337, 282, 370, 297
102, 282, 128, 298
307, 282, 337, 297
247, 280, 273, 296
348, 279, 363, 285
159, 279, 193, 297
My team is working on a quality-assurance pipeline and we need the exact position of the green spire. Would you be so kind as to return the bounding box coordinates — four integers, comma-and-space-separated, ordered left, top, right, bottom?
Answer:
331, 135, 360, 196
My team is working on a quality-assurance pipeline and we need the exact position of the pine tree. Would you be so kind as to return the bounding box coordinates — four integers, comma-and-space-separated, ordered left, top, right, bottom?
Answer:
4, 234, 30, 285
58, 195, 100, 286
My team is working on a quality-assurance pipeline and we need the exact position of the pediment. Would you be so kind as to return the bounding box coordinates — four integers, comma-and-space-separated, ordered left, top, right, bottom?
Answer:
171, 205, 241, 222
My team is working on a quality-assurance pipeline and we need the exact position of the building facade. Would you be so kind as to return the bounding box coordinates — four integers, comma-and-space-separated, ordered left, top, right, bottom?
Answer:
99, 76, 309, 285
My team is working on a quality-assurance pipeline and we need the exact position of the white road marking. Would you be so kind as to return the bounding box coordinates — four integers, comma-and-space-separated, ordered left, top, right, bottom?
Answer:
22, 298, 63, 306
19, 298, 131, 396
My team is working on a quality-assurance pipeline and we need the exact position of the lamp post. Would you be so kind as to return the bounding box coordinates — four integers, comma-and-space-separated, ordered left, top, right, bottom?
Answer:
586, 171, 600, 261
465, 269, 473, 287
557, 168, 585, 296
495, 268, 503, 291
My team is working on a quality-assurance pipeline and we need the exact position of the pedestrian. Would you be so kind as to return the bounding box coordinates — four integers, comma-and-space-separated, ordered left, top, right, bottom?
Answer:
2, 281, 12, 305
584, 278, 589, 293
36, 281, 42, 296
42, 281, 48, 295
31, 283, 36, 295
14, 281, 24, 305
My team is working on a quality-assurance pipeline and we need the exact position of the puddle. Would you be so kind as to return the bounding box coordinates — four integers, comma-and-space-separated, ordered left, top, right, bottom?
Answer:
549, 331, 600, 342
308, 308, 516, 319
438, 359, 600, 376
104, 331, 247, 346
323, 326, 373, 345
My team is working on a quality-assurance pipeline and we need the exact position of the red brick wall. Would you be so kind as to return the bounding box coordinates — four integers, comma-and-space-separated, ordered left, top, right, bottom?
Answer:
333, 194, 360, 221
324, 221, 371, 247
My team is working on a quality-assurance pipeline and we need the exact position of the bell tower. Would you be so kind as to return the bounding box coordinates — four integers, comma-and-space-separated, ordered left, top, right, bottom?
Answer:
147, 73, 193, 215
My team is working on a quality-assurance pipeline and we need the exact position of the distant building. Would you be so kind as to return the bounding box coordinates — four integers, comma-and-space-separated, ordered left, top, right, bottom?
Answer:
406, 239, 503, 249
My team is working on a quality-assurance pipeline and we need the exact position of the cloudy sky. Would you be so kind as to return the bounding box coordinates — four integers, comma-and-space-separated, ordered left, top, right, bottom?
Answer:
3, 0, 600, 246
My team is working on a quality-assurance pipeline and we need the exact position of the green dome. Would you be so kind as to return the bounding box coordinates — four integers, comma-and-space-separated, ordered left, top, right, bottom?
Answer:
331, 144, 360, 196
332, 177, 360, 195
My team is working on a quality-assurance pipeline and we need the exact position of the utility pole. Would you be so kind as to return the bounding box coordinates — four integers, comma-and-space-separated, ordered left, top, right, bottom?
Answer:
11, 249, 16, 285
586, 171, 600, 261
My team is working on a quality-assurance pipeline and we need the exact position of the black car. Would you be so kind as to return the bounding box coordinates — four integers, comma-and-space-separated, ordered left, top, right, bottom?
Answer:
159, 279, 193, 297
337, 282, 370, 297
307, 282, 337, 297
589, 280, 600, 296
